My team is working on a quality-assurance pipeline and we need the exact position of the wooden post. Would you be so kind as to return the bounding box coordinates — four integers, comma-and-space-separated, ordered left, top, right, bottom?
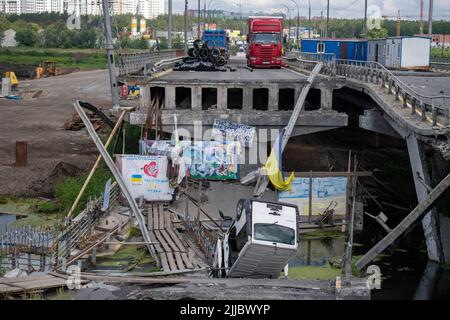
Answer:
197, 180, 202, 226
15, 141, 27, 167
91, 247, 97, 265
343, 151, 352, 233
308, 171, 313, 224
67, 109, 129, 218
185, 175, 189, 219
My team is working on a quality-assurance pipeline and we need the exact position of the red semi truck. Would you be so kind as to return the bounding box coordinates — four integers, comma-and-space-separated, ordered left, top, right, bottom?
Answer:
246, 16, 284, 68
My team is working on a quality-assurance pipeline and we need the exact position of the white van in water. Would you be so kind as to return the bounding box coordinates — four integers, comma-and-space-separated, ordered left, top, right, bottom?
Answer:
214, 199, 299, 279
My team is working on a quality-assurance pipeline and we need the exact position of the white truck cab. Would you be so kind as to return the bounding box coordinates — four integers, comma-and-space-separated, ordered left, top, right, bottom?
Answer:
214, 199, 299, 279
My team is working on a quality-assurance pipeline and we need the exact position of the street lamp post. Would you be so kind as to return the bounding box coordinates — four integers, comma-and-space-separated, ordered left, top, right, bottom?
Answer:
290, 0, 300, 49
198, 0, 201, 39
184, 0, 188, 53
308, 0, 311, 38
168, 0, 172, 49
281, 5, 291, 52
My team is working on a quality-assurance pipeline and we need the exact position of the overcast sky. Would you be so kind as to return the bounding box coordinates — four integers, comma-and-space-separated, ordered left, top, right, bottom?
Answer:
170, 0, 450, 20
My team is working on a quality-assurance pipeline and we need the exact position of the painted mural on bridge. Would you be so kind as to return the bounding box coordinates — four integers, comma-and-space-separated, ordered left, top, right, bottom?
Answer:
184, 141, 241, 180
278, 177, 348, 216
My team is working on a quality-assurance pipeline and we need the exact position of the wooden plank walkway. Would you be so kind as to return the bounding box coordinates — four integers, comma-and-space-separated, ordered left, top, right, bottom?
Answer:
147, 203, 196, 272
0, 273, 89, 295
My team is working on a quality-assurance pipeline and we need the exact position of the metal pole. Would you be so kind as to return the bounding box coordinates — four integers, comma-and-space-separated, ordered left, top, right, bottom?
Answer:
282, 5, 291, 52
101, 0, 120, 110
67, 109, 129, 218
184, 0, 188, 53
326, 0, 329, 38
290, 0, 299, 49
197, 0, 201, 39
363, 0, 368, 38
168, 0, 173, 49
308, 0, 311, 38
428, 0, 433, 36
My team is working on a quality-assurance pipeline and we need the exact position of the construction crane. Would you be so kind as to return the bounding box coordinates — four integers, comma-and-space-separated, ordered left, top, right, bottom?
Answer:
382, 10, 410, 37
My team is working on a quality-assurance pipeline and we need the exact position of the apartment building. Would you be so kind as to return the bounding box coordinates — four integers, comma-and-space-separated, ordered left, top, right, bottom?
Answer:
0, 0, 165, 18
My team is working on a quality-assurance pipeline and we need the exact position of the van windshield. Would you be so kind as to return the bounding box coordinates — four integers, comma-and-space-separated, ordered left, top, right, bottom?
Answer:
253, 223, 295, 245
253, 33, 280, 44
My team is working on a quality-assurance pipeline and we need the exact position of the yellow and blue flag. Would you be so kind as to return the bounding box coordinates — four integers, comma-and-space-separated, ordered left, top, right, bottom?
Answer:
264, 131, 295, 191
131, 174, 143, 183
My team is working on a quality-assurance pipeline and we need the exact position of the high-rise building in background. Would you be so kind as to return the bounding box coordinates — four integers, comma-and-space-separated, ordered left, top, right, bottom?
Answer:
0, 0, 165, 18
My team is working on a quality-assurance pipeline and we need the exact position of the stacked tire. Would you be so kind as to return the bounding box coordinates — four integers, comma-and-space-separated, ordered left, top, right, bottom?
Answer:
175, 39, 229, 72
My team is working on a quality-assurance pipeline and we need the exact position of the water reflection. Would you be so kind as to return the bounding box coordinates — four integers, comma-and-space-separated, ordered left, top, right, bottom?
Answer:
289, 237, 346, 267
0, 213, 17, 232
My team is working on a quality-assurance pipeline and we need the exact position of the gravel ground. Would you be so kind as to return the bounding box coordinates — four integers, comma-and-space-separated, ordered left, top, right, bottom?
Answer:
0, 70, 112, 197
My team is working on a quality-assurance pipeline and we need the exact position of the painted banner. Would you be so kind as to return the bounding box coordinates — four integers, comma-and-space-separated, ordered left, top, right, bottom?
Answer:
211, 119, 256, 148
116, 155, 174, 201
278, 177, 348, 216
139, 140, 190, 156
183, 141, 240, 180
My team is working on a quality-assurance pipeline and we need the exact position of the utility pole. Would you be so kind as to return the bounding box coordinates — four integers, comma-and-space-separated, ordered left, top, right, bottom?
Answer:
282, 5, 291, 52
101, 0, 120, 110
420, 0, 424, 34
168, 0, 173, 49
308, 0, 311, 38
326, 0, 329, 38
184, 0, 188, 53
197, 0, 201, 39
363, 0, 368, 38
428, 0, 433, 36
291, 0, 299, 49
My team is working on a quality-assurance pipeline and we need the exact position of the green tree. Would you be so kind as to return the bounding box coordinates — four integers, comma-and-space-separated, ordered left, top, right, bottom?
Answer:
368, 27, 389, 40
15, 28, 40, 46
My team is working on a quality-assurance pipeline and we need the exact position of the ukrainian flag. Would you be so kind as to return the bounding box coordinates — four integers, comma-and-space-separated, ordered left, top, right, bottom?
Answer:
263, 131, 295, 191
131, 174, 143, 183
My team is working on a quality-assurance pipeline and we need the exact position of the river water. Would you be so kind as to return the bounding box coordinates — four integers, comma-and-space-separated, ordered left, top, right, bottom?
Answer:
290, 236, 450, 300
0, 213, 17, 232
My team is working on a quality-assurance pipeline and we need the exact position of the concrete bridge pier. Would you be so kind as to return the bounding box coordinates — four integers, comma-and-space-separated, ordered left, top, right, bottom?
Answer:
406, 135, 445, 264
359, 109, 445, 264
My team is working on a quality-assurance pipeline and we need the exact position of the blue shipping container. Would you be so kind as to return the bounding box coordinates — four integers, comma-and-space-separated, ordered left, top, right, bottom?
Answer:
301, 39, 368, 61
202, 30, 228, 50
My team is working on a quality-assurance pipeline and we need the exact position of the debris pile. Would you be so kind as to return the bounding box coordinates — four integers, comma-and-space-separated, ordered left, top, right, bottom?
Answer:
174, 39, 235, 72
64, 111, 105, 131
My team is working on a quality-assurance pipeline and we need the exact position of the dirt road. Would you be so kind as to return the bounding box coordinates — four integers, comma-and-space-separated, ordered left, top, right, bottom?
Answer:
0, 70, 112, 197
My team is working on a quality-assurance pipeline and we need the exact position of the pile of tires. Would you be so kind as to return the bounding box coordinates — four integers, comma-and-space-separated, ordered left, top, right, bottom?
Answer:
174, 39, 229, 72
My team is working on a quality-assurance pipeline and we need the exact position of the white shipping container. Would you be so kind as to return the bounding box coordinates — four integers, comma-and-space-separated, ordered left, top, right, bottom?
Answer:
368, 36, 431, 70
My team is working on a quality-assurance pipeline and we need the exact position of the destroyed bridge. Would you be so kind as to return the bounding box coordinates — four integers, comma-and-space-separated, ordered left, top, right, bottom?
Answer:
117, 50, 450, 270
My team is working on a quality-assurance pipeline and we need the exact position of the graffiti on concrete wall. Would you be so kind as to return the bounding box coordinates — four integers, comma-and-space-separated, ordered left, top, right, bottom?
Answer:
211, 119, 256, 148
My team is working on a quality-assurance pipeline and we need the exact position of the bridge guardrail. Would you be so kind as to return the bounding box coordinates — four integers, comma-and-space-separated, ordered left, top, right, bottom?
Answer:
431, 57, 450, 64
335, 59, 450, 128
118, 50, 185, 77
285, 52, 337, 76
287, 52, 450, 128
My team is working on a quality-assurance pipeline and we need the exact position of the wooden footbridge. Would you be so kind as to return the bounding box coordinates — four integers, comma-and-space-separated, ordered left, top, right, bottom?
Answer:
146, 203, 196, 272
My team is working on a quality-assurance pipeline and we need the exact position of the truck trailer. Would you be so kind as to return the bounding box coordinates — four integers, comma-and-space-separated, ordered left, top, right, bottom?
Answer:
246, 16, 284, 68
213, 199, 299, 279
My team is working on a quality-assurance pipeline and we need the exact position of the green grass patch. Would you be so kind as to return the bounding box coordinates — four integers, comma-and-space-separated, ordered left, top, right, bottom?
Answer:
288, 264, 342, 280
128, 226, 141, 238
0, 47, 108, 69
37, 201, 60, 214
96, 245, 155, 272
0, 194, 7, 204
55, 166, 113, 216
